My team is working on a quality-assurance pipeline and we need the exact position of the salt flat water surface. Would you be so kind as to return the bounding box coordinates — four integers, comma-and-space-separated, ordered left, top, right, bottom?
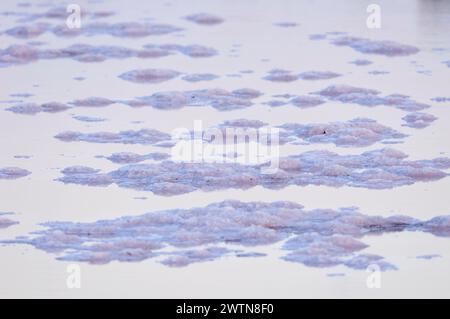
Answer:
0, 0, 450, 298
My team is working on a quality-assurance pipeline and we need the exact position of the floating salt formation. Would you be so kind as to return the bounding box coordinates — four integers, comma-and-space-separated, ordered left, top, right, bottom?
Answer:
277, 118, 406, 147
119, 69, 180, 84
298, 71, 341, 80
185, 13, 224, 25
0, 213, 18, 229
330, 36, 420, 57
6, 102, 67, 115
402, 112, 437, 129
313, 85, 430, 111
0, 43, 217, 67
104, 152, 170, 164
181, 73, 219, 82
56, 148, 450, 194
0, 167, 31, 179
263, 69, 341, 82
55, 129, 171, 146
72, 115, 107, 123
349, 59, 373, 66
4, 200, 450, 269
274, 22, 299, 28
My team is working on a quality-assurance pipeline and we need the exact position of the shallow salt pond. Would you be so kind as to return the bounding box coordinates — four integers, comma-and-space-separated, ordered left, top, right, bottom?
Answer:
0, 0, 450, 297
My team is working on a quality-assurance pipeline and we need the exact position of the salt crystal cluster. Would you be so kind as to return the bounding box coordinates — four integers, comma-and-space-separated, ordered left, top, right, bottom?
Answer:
56, 148, 450, 194
0, 213, 18, 229
0, 167, 31, 179
4, 200, 450, 269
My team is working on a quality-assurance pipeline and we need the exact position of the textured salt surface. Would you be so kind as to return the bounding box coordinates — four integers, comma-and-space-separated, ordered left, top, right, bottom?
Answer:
432, 97, 450, 103
263, 69, 341, 82
416, 254, 441, 260
7, 84, 428, 116
0, 167, 31, 179
330, 36, 420, 57
3, 6, 114, 24
368, 70, 390, 75
4, 200, 450, 269
72, 115, 107, 123
128, 88, 263, 111
349, 59, 373, 66
277, 118, 406, 147
56, 148, 450, 194
145, 44, 218, 58
274, 22, 299, 28
181, 73, 219, 82
103, 152, 170, 164
185, 13, 224, 25
402, 113, 437, 129
119, 69, 180, 84
6, 102, 70, 115
0, 213, 18, 229
4, 21, 183, 39
0, 43, 217, 67
54, 117, 405, 148
55, 129, 171, 146
313, 85, 430, 111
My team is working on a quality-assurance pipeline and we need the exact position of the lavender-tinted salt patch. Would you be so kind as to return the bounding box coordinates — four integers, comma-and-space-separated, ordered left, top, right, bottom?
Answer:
432, 97, 450, 103
309, 34, 327, 40
327, 273, 346, 277
55, 129, 171, 146
416, 254, 441, 260
274, 22, 299, 28
278, 118, 406, 147
6, 102, 70, 115
133, 88, 262, 111
10, 93, 34, 98
0, 213, 18, 229
5, 200, 450, 269
156, 44, 218, 58
181, 73, 219, 82
72, 115, 106, 123
263, 69, 298, 82
313, 85, 430, 111
213, 118, 404, 147
119, 69, 180, 84
52, 22, 183, 38
402, 112, 437, 129
0, 45, 39, 67
330, 36, 420, 57
350, 59, 373, 66
133, 197, 148, 200
368, 70, 390, 75
236, 252, 267, 258
185, 13, 224, 25
298, 71, 341, 80
105, 152, 169, 164
0, 167, 31, 179
289, 96, 326, 108
21, 6, 112, 22
56, 148, 450, 194
220, 119, 267, 129
70, 97, 114, 107
263, 100, 287, 107
264, 70, 340, 82
5, 23, 50, 38
0, 43, 218, 67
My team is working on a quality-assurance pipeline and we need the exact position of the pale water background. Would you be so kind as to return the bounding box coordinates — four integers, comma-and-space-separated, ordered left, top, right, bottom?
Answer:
0, 0, 450, 298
